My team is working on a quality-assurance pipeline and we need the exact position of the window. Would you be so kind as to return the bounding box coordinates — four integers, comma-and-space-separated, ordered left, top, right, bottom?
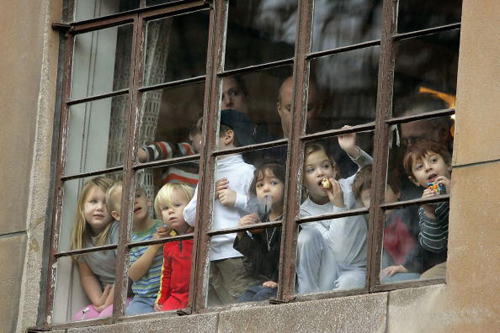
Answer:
43, 0, 461, 327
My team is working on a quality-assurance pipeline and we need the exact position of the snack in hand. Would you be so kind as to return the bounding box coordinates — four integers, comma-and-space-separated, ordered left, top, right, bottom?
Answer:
321, 178, 331, 189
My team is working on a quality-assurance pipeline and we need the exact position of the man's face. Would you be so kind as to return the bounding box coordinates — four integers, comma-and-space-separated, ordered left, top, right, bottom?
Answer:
400, 119, 441, 146
277, 78, 322, 138
221, 77, 248, 114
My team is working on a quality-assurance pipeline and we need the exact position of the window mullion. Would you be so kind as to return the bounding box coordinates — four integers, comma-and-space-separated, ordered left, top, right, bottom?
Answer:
366, 0, 398, 292
188, 0, 228, 312
111, 13, 142, 319
277, 0, 315, 302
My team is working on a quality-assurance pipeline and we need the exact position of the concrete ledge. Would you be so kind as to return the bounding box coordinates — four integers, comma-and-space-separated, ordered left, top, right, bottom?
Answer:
218, 293, 388, 333
66, 313, 218, 333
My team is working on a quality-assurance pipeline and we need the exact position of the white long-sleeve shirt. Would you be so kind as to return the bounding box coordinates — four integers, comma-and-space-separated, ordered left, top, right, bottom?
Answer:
300, 148, 372, 268
183, 154, 255, 261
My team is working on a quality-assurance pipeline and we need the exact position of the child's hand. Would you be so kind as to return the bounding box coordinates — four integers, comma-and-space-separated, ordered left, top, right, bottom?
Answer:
154, 302, 162, 312
434, 176, 451, 194
262, 280, 278, 288
216, 178, 237, 207
338, 125, 361, 159
238, 213, 260, 227
137, 148, 148, 163
156, 225, 172, 239
324, 178, 345, 208
380, 265, 408, 279
421, 188, 437, 218
96, 284, 112, 308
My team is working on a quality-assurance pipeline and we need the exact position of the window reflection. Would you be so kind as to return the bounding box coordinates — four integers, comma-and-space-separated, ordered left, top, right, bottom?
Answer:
397, 0, 463, 33
312, 0, 382, 52
225, 0, 298, 69
73, 0, 139, 22
309, 47, 379, 134
71, 25, 133, 100
393, 30, 460, 114
143, 12, 209, 86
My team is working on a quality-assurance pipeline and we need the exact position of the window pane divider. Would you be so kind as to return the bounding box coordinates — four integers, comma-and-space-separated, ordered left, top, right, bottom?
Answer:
60, 166, 123, 181
306, 39, 381, 60
54, 244, 118, 259
66, 88, 129, 105
380, 194, 450, 210
386, 107, 455, 125
299, 122, 376, 141
219, 58, 294, 77
370, 277, 446, 293
138, 75, 206, 93
206, 221, 283, 237
393, 22, 461, 41
134, 154, 200, 170
210, 139, 288, 157
296, 207, 369, 224
127, 233, 195, 248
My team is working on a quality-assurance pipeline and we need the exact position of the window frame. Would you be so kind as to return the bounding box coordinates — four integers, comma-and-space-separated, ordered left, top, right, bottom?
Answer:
41, 0, 459, 329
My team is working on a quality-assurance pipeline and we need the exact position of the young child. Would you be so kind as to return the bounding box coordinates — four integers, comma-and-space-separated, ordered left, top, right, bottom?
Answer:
403, 139, 451, 278
138, 116, 203, 187
297, 129, 372, 294
106, 180, 169, 315
183, 109, 258, 306
153, 182, 195, 311
70, 176, 119, 321
352, 166, 422, 282
233, 162, 285, 302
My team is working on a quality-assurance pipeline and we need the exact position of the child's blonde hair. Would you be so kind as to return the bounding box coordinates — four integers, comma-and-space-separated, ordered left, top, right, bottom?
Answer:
70, 176, 114, 260
106, 180, 123, 215
154, 183, 194, 218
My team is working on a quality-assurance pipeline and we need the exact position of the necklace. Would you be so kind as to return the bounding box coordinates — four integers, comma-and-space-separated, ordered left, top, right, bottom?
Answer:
265, 228, 276, 252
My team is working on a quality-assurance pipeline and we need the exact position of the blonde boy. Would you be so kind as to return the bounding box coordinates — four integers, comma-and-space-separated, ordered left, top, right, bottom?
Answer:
106, 180, 169, 315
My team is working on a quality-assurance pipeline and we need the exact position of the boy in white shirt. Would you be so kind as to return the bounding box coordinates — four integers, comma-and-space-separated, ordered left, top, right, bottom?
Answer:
183, 109, 258, 305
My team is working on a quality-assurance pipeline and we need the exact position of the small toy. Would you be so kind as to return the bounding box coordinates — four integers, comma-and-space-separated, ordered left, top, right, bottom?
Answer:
321, 178, 331, 189
427, 181, 446, 195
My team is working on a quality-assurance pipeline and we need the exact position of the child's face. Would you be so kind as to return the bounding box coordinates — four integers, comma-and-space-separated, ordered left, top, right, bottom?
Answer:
84, 186, 111, 235
160, 188, 190, 233
255, 169, 284, 212
303, 149, 337, 201
109, 187, 122, 221
133, 189, 151, 224
190, 132, 203, 154
410, 152, 451, 187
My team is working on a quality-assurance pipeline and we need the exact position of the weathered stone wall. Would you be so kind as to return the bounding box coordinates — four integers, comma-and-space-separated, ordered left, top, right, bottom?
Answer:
3, 0, 499, 332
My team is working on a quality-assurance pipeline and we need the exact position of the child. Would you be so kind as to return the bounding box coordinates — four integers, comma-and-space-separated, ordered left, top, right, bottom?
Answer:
106, 181, 169, 315
403, 139, 451, 278
153, 183, 195, 311
70, 176, 119, 321
233, 162, 285, 302
183, 109, 258, 306
138, 116, 203, 187
352, 166, 422, 282
297, 129, 372, 294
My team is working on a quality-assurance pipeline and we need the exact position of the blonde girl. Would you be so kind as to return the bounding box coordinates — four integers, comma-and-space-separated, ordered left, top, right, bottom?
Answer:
70, 176, 119, 321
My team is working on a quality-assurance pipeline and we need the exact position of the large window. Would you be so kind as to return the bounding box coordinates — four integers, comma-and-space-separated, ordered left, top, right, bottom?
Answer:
43, 0, 461, 328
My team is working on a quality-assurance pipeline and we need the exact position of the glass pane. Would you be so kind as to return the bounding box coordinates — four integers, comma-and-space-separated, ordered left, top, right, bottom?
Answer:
59, 172, 122, 253
295, 213, 369, 295
308, 46, 379, 134
387, 114, 454, 202
65, 95, 129, 176
138, 82, 205, 165
312, 0, 382, 52
225, 0, 298, 70
143, 11, 209, 86
71, 24, 133, 100
397, 0, 463, 33
53, 248, 123, 323
393, 30, 460, 117
72, 0, 139, 22
379, 203, 447, 283
220, 67, 293, 144
123, 165, 198, 315
207, 155, 287, 306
